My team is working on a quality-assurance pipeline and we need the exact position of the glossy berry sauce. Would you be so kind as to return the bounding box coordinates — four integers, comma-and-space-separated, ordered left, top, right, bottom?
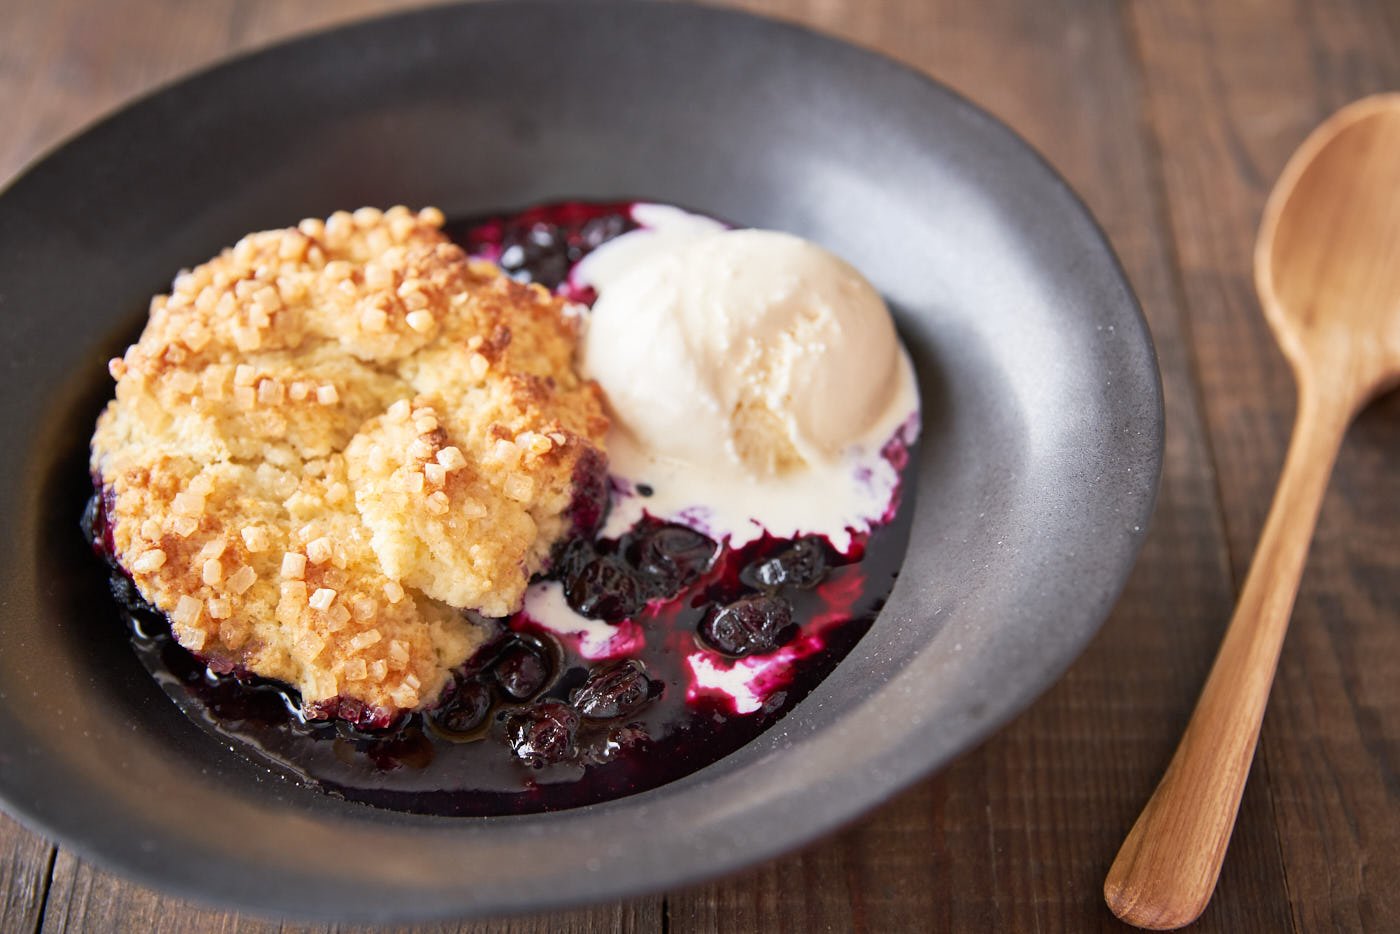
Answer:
449, 201, 638, 304
90, 202, 916, 816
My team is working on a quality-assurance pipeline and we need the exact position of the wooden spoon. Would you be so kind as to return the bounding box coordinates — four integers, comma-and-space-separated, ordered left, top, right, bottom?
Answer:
1103, 93, 1400, 930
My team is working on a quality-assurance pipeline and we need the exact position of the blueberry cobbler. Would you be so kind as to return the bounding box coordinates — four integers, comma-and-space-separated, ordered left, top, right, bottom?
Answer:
87, 202, 919, 815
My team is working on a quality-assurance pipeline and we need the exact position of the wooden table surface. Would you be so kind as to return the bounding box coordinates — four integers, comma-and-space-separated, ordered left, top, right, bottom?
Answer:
1, 0, 1397, 930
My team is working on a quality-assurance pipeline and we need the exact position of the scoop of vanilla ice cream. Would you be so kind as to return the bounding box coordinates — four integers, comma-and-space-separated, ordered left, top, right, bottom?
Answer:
581, 228, 901, 478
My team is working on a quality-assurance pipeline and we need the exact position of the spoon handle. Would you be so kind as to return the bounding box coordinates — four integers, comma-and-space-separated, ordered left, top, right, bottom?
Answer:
1103, 387, 1353, 930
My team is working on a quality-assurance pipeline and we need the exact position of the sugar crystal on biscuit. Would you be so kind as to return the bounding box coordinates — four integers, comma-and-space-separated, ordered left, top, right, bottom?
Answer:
228, 565, 257, 594
281, 552, 307, 579
306, 537, 334, 565
132, 549, 167, 573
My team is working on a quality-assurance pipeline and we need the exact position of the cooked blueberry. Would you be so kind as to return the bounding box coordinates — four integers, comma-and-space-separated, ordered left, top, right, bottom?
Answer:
572, 660, 654, 719
628, 523, 715, 597
481, 209, 635, 292
552, 535, 593, 581
531, 253, 572, 289
699, 594, 796, 657
107, 570, 142, 611
506, 701, 581, 766
566, 448, 610, 535
579, 213, 632, 249
564, 556, 646, 622
308, 696, 400, 732
750, 537, 830, 590
429, 678, 493, 733
497, 224, 573, 288
82, 492, 106, 554
492, 642, 550, 700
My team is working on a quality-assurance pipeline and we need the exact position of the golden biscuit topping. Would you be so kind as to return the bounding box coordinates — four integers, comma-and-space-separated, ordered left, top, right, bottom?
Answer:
91, 206, 609, 722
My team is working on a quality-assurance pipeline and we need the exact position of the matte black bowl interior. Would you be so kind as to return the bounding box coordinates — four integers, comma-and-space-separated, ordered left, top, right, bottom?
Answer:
0, 1, 1162, 922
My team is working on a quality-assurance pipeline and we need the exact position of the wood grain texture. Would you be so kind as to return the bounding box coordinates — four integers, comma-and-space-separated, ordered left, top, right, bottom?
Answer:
0, 0, 1396, 931
0, 813, 52, 934
1108, 93, 1400, 927
1106, 389, 1353, 929
1129, 1, 1400, 930
40, 848, 661, 934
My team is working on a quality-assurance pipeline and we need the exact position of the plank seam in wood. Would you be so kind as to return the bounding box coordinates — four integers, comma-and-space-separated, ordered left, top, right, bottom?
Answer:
27, 847, 55, 934
1120, 0, 1244, 603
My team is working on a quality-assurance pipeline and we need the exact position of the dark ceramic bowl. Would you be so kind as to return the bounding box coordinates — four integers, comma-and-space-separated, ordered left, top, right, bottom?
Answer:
0, 0, 1161, 922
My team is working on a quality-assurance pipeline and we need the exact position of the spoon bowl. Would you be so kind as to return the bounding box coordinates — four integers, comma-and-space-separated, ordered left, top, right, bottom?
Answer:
1105, 93, 1400, 930
1257, 92, 1400, 401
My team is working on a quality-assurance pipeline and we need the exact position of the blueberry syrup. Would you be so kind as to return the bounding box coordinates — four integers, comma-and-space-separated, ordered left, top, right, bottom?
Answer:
447, 201, 638, 304
88, 202, 917, 816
